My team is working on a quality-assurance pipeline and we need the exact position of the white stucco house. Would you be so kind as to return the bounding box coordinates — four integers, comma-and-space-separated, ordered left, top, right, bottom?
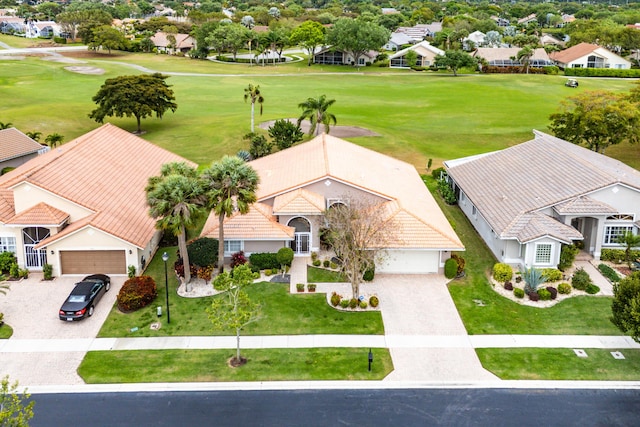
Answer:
0, 124, 195, 276
549, 42, 631, 69
445, 131, 640, 269
0, 128, 49, 172
313, 47, 378, 66
201, 133, 464, 274
389, 41, 444, 68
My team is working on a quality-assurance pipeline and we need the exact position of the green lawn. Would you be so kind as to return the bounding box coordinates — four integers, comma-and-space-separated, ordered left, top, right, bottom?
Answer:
307, 265, 347, 283
0, 323, 12, 339
423, 176, 622, 336
98, 247, 384, 337
477, 348, 640, 380
1, 52, 638, 172
78, 348, 393, 383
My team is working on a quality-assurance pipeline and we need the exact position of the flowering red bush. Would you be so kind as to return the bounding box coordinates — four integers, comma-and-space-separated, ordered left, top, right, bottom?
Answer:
117, 275, 157, 312
231, 251, 247, 268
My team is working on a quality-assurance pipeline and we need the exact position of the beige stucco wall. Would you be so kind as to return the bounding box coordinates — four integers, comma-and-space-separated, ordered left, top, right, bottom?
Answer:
12, 182, 93, 220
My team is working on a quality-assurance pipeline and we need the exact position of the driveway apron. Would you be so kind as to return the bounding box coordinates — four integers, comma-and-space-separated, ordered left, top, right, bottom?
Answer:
373, 274, 498, 381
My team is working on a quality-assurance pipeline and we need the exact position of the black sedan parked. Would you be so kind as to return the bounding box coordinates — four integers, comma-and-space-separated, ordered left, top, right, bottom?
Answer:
59, 274, 111, 321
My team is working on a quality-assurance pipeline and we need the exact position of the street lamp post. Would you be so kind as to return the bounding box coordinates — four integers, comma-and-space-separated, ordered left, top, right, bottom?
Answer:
162, 252, 170, 324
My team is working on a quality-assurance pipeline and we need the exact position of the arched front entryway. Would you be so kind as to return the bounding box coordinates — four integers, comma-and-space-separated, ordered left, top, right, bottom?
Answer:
288, 217, 311, 255
22, 227, 49, 269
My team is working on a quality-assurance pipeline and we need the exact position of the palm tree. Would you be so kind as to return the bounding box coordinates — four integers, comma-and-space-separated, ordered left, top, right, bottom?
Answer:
244, 84, 264, 133
0, 122, 12, 130
146, 162, 204, 291
297, 95, 337, 136
617, 231, 640, 268
517, 46, 534, 74
201, 156, 260, 274
25, 131, 42, 141
45, 133, 64, 148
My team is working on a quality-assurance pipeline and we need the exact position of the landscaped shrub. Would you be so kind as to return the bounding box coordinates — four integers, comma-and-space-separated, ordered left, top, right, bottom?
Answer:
307, 283, 316, 292
451, 254, 466, 276
252, 272, 260, 279
331, 292, 341, 306
444, 258, 458, 279
571, 268, 592, 291
504, 281, 513, 291
187, 237, 218, 267
558, 244, 579, 271
537, 288, 551, 301
598, 263, 621, 283
369, 295, 379, 308
127, 265, 136, 278
586, 283, 600, 295
601, 249, 640, 263
230, 251, 247, 268
323, 260, 330, 268
9, 263, 18, 279
265, 269, 273, 276
437, 178, 456, 205
277, 247, 294, 269
340, 299, 350, 308
528, 291, 540, 301
492, 263, 513, 282
43, 263, 53, 280
330, 262, 338, 269
311, 252, 318, 261
250, 264, 260, 273
248, 252, 280, 270
18, 268, 28, 279
349, 298, 358, 309
173, 261, 198, 279
431, 167, 445, 180
0, 252, 16, 273
363, 264, 375, 282
359, 300, 368, 309
565, 67, 640, 78
313, 259, 321, 267
541, 268, 562, 282
515, 275, 522, 283
197, 266, 214, 281
117, 275, 157, 312
558, 282, 572, 294
546, 286, 558, 300
296, 283, 304, 292
513, 288, 525, 298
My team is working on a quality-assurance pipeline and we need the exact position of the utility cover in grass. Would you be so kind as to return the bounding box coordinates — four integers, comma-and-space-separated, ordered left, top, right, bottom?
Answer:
573, 349, 588, 358
611, 351, 625, 360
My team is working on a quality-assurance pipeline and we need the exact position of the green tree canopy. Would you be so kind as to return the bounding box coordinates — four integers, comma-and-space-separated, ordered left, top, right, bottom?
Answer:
611, 272, 640, 342
434, 50, 477, 76
89, 25, 129, 54
326, 18, 390, 66
268, 119, 303, 150
89, 73, 177, 133
289, 20, 326, 66
0, 375, 35, 427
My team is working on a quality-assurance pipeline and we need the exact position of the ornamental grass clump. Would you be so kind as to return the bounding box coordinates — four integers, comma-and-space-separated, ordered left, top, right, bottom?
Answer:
522, 266, 547, 294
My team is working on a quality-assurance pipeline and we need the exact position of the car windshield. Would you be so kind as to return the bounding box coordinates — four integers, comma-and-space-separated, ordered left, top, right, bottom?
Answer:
68, 295, 86, 303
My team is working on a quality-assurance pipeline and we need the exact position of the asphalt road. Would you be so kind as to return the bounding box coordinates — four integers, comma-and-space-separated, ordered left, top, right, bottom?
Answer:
29, 388, 640, 427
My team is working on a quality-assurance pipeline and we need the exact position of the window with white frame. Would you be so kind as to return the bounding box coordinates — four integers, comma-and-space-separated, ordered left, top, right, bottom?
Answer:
224, 240, 243, 254
604, 226, 634, 245
535, 243, 552, 264
0, 236, 16, 253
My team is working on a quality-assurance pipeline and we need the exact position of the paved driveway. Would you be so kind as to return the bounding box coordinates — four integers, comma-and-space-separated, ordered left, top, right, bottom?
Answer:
0, 274, 125, 385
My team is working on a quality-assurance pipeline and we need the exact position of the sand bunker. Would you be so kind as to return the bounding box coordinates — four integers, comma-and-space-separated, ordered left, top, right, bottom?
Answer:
64, 66, 105, 75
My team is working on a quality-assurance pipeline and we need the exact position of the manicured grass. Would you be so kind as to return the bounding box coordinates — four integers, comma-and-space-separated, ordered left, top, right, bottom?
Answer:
423, 176, 622, 336
1, 53, 637, 172
307, 265, 347, 283
477, 348, 640, 380
78, 348, 393, 383
0, 323, 13, 339
98, 247, 383, 338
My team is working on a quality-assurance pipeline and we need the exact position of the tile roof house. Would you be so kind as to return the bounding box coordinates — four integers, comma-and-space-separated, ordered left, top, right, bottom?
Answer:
445, 131, 640, 269
150, 31, 195, 55
474, 47, 553, 67
0, 128, 49, 172
0, 123, 195, 276
201, 134, 464, 274
549, 42, 631, 69
389, 41, 444, 68
313, 47, 378, 66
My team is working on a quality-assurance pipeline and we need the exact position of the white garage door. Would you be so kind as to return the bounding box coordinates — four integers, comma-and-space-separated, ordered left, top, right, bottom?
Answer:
60, 250, 126, 275
378, 250, 439, 274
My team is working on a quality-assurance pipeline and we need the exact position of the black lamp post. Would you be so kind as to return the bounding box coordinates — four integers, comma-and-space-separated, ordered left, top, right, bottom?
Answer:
162, 252, 170, 324
368, 348, 373, 372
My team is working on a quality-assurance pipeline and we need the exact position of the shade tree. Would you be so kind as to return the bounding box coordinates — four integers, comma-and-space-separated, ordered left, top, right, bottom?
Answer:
326, 17, 390, 66
434, 50, 477, 76
289, 20, 326, 66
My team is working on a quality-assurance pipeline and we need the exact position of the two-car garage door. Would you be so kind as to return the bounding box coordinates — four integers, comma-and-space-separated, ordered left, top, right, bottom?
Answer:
60, 250, 126, 275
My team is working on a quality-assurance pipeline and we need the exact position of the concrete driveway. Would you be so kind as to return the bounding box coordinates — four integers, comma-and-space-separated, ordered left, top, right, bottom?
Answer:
0, 273, 125, 385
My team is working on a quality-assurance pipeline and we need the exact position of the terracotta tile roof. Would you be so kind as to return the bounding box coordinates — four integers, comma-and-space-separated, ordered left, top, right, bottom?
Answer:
505, 212, 583, 244
273, 188, 325, 214
150, 32, 195, 49
554, 196, 617, 215
0, 128, 46, 162
0, 189, 14, 223
247, 134, 463, 250
0, 123, 196, 248
445, 130, 640, 243
6, 202, 69, 226
201, 203, 294, 240
549, 42, 599, 64
474, 47, 550, 62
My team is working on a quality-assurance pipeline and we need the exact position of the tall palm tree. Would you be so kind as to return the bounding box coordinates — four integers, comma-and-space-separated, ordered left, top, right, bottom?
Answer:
517, 46, 534, 74
201, 156, 260, 274
146, 162, 204, 291
244, 84, 264, 133
45, 133, 64, 148
297, 95, 337, 136
25, 131, 42, 141
0, 122, 12, 130
617, 231, 640, 268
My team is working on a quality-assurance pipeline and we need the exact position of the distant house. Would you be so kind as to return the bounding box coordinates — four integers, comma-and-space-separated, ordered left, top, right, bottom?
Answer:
150, 31, 195, 54
626, 23, 640, 30
549, 43, 631, 69
464, 31, 486, 49
561, 14, 576, 26
517, 14, 538, 25
389, 41, 444, 68
313, 47, 377, 66
491, 16, 510, 27
383, 32, 416, 51
24, 20, 60, 38
540, 33, 565, 47
0, 17, 24, 35
394, 22, 442, 40
474, 47, 553, 67
0, 128, 48, 173
381, 8, 399, 15
200, 133, 464, 274
445, 131, 640, 268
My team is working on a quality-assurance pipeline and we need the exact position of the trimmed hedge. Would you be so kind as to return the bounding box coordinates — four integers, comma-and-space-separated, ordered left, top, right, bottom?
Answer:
601, 249, 640, 263
117, 275, 157, 312
558, 282, 572, 294
538, 288, 551, 301
492, 263, 513, 282
249, 252, 280, 270
187, 237, 218, 268
444, 258, 458, 279
564, 68, 640, 78
541, 268, 562, 282
598, 263, 621, 283
586, 283, 601, 294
